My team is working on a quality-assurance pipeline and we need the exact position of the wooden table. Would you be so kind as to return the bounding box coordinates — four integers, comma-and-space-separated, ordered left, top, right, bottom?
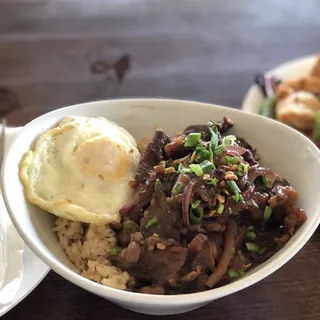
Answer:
1, 0, 320, 319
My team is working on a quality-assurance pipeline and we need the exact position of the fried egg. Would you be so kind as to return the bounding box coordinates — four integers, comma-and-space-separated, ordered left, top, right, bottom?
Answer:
19, 116, 140, 225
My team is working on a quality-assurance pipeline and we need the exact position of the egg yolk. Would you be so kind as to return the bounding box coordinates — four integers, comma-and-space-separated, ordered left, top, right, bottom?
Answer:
74, 136, 130, 180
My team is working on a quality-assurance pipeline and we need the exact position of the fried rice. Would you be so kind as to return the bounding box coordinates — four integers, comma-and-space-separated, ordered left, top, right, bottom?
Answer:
53, 218, 130, 290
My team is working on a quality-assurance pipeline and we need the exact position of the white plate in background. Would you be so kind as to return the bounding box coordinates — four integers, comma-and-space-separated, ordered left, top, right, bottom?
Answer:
0, 127, 50, 317
242, 55, 317, 114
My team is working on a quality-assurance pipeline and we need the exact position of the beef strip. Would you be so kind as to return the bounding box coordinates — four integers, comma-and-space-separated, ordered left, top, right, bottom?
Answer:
119, 244, 188, 286
140, 180, 181, 241
135, 129, 170, 184
120, 172, 159, 221
139, 284, 165, 295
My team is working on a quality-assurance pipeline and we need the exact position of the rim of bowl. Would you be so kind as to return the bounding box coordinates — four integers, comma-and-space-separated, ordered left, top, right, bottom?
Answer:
2, 98, 320, 306
242, 54, 317, 113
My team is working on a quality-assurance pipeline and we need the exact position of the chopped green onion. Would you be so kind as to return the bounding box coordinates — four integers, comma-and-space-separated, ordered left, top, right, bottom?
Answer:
226, 180, 241, 194
205, 177, 218, 187
237, 163, 249, 175
155, 179, 163, 190
233, 192, 243, 202
263, 206, 272, 221
180, 168, 191, 174
209, 127, 218, 149
228, 269, 239, 279
238, 270, 246, 277
246, 225, 254, 231
184, 132, 201, 147
123, 220, 135, 228
261, 176, 272, 188
145, 216, 159, 229
189, 164, 203, 176
178, 163, 183, 172
199, 160, 214, 173
172, 182, 183, 195
224, 155, 241, 165
110, 247, 122, 256
246, 242, 259, 252
195, 144, 211, 162
215, 145, 226, 156
217, 202, 224, 214
221, 135, 237, 146
313, 111, 320, 142
208, 123, 218, 162
228, 269, 246, 279
161, 161, 166, 169
259, 247, 266, 254
191, 200, 201, 209
246, 231, 256, 240
189, 206, 203, 224
259, 96, 276, 118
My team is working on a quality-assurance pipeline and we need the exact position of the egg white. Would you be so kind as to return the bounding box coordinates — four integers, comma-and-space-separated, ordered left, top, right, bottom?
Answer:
19, 116, 140, 225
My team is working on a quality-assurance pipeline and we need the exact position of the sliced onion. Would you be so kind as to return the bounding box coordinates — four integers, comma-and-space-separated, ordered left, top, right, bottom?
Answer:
248, 167, 278, 184
182, 178, 204, 228
205, 223, 235, 288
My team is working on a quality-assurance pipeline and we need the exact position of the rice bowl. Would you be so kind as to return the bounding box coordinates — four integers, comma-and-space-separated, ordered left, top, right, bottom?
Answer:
2, 99, 320, 315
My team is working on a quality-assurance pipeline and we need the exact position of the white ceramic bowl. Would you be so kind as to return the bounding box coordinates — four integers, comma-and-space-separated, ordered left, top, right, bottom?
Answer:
2, 99, 320, 316
242, 54, 317, 114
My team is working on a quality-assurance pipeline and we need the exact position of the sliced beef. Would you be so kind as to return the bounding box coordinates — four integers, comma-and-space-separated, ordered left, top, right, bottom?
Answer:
118, 220, 139, 246
120, 242, 141, 264
216, 116, 234, 134
164, 135, 187, 158
127, 245, 188, 285
183, 125, 211, 141
135, 130, 170, 184
140, 180, 180, 241
139, 284, 165, 295
120, 172, 159, 221
284, 205, 307, 234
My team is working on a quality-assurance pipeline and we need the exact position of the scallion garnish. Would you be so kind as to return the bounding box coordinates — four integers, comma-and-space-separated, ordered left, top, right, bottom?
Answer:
189, 164, 203, 176
205, 177, 218, 187
199, 160, 214, 173
145, 216, 159, 229
228, 269, 239, 279
184, 132, 201, 147
208, 123, 218, 163
261, 176, 272, 188
180, 168, 191, 174
195, 144, 211, 162
221, 135, 237, 146
161, 161, 166, 169
172, 182, 183, 195
246, 231, 256, 240
226, 180, 241, 194
246, 242, 260, 252
237, 163, 249, 175
123, 220, 136, 228
110, 247, 122, 256
246, 225, 254, 231
224, 155, 241, 165
312, 111, 320, 142
228, 269, 246, 279
214, 145, 226, 156
263, 206, 272, 221
217, 202, 224, 214
178, 163, 183, 172
191, 200, 201, 209
233, 192, 243, 202
155, 178, 163, 190
189, 205, 203, 224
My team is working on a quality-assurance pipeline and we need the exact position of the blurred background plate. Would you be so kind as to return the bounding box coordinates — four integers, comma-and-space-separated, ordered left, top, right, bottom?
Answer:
242, 55, 317, 114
